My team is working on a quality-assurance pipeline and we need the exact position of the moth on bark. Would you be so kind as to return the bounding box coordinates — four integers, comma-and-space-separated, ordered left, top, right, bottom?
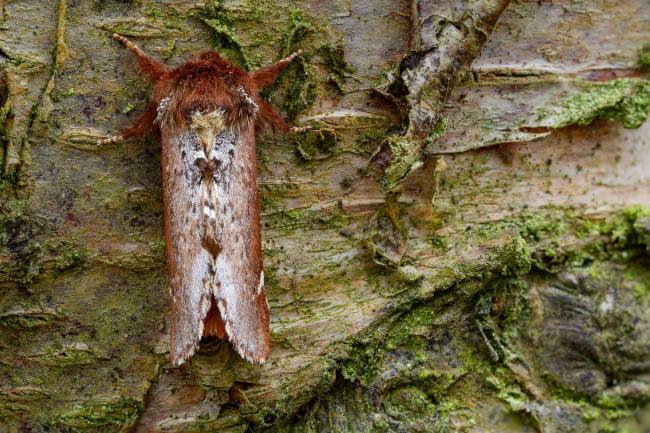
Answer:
100, 34, 301, 366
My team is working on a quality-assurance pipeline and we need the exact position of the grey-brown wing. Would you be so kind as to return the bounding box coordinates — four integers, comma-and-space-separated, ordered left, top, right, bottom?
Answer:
163, 112, 269, 366
162, 127, 214, 366
207, 125, 269, 364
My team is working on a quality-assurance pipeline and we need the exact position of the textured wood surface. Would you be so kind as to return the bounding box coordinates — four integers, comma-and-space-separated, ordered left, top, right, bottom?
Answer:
0, 1, 649, 432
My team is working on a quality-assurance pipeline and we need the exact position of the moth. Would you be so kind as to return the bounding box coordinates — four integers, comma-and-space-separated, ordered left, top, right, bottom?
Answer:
101, 34, 301, 365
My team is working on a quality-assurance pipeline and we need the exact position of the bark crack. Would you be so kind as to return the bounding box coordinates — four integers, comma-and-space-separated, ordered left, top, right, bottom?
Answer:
9, 0, 68, 179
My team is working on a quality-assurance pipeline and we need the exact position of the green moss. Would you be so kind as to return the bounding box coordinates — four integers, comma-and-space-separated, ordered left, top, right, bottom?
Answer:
423, 117, 448, 151
372, 135, 423, 192
633, 215, 650, 252
0, 200, 27, 244
600, 80, 650, 128
607, 206, 650, 246
385, 304, 439, 350
0, 242, 44, 286
50, 241, 88, 273
355, 127, 393, 158
340, 342, 383, 386
57, 398, 144, 429
121, 102, 135, 114
259, 181, 299, 212
485, 369, 530, 412
51, 87, 75, 102
319, 43, 354, 92
198, 0, 254, 70
492, 236, 531, 276
265, 203, 350, 234
282, 58, 317, 120
631, 280, 650, 299
452, 235, 531, 284
518, 212, 567, 242
260, 193, 282, 212
148, 238, 166, 257
0, 235, 88, 286
396, 265, 424, 285
580, 205, 650, 248
479, 206, 650, 273
281, 9, 312, 57
383, 386, 436, 419
291, 127, 340, 160
639, 43, 650, 73
343, 237, 531, 386
548, 78, 650, 129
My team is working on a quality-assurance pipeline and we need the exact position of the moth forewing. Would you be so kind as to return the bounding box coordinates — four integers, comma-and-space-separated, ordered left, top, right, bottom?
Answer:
164, 109, 269, 366
212, 125, 269, 364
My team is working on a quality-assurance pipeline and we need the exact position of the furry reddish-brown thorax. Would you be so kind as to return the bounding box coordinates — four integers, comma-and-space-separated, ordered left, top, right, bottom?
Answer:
100, 33, 301, 146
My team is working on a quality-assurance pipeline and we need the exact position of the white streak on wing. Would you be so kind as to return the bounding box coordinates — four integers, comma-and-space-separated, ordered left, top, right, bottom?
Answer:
203, 205, 216, 220
156, 96, 172, 124
239, 87, 258, 110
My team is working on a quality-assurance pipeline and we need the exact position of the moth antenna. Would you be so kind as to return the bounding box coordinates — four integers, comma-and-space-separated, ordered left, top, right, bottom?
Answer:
111, 33, 168, 81
98, 134, 124, 146
251, 49, 303, 88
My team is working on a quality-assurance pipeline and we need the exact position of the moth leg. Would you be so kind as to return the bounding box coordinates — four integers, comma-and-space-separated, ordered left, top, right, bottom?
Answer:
120, 101, 159, 140
255, 99, 289, 134
289, 125, 311, 133
111, 33, 168, 81
251, 49, 303, 88
98, 101, 159, 145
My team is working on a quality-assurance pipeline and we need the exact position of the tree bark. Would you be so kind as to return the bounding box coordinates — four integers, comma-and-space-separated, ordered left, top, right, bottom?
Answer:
1, 1, 650, 432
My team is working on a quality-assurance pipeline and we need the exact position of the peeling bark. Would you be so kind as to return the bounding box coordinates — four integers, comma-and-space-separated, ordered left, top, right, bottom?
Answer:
368, 0, 511, 193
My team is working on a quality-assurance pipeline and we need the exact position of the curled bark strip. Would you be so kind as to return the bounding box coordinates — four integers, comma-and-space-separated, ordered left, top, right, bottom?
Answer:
406, 0, 511, 136
8, 0, 69, 177
369, 0, 511, 193
366, 0, 510, 266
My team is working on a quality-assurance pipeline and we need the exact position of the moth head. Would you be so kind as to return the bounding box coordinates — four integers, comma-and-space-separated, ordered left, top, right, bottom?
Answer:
190, 109, 227, 148
154, 51, 278, 132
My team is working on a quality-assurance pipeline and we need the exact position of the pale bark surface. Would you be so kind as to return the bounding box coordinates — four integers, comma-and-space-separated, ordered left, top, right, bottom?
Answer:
1, 1, 650, 432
